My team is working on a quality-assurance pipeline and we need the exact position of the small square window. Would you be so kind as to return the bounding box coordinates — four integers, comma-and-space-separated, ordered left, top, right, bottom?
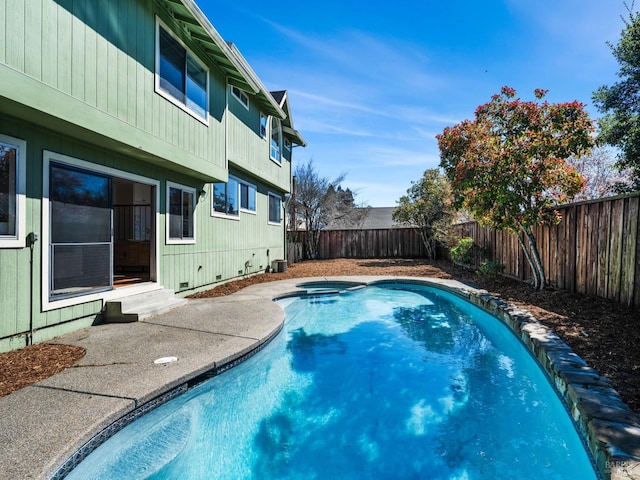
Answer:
231, 86, 249, 109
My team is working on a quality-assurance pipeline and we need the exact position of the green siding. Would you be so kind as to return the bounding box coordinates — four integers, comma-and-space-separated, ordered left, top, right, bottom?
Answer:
0, 0, 300, 351
227, 111, 292, 192
0, 0, 227, 181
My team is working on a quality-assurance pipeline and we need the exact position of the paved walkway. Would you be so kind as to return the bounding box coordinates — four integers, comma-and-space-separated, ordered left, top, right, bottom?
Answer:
0, 277, 326, 480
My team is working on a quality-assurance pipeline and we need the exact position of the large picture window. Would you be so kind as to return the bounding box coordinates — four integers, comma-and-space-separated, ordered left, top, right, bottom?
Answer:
167, 182, 196, 243
0, 135, 26, 247
156, 21, 208, 121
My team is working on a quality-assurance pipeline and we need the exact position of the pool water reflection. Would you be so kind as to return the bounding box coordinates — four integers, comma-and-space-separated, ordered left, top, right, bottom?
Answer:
66, 284, 597, 479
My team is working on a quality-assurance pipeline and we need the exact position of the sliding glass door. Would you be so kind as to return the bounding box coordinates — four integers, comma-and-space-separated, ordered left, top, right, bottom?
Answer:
49, 163, 112, 298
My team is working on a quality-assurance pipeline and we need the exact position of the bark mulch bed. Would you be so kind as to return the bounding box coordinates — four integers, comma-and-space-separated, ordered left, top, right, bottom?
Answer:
2, 258, 638, 414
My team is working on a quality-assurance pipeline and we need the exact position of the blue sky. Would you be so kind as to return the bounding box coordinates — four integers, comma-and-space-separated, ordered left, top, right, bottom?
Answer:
200, 1, 629, 207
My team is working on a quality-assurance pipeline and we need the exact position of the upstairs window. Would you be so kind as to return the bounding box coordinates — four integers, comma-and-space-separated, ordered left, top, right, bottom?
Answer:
0, 135, 26, 248
260, 112, 267, 138
156, 22, 208, 122
270, 117, 282, 163
231, 86, 249, 109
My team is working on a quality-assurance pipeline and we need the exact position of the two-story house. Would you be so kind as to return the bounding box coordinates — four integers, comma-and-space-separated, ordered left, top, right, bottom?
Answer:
0, 0, 305, 351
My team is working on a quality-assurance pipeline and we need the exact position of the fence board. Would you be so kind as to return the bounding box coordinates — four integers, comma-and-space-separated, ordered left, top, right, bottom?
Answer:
608, 199, 625, 302
596, 201, 612, 299
621, 197, 638, 306
449, 193, 640, 307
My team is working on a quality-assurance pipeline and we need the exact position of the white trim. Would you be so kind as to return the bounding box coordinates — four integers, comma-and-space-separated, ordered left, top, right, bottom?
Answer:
166, 181, 197, 245
155, 17, 210, 125
211, 176, 240, 219
267, 191, 283, 225
231, 85, 250, 110
0, 134, 26, 248
41, 151, 161, 312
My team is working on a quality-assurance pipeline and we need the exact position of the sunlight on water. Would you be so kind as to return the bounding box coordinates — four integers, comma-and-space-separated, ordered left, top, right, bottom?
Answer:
67, 285, 597, 480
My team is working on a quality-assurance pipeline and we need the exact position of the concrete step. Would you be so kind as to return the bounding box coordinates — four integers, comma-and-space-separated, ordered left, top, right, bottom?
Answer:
102, 288, 187, 323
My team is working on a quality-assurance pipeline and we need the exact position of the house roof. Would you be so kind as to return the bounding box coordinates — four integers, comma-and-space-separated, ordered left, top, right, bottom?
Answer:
270, 90, 308, 147
156, 0, 286, 119
324, 207, 401, 230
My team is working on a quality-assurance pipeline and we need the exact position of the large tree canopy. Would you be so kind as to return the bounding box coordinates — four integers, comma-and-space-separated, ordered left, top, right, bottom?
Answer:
437, 86, 594, 290
593, 5, 640, 187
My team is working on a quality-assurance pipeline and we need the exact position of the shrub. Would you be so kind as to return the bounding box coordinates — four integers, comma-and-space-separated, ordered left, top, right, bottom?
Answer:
480, 260, 505, 277
450, 237, 475, 265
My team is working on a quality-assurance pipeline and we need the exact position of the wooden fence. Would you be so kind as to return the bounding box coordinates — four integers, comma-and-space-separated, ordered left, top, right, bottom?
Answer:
453, 193, 640, 307
287, 228, 426, 263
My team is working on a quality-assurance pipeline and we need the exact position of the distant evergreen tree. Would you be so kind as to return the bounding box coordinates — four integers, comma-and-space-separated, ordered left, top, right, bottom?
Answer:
593, 3, 640, 189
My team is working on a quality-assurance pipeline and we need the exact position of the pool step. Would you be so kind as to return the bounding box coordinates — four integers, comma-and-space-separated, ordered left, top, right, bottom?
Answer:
102, 288, 187, 323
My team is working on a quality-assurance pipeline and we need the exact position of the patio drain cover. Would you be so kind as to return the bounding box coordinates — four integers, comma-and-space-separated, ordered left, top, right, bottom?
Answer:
154, 356, 178, 365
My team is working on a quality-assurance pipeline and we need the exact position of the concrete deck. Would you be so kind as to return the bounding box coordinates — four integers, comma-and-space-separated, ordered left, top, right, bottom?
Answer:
0, 276, 638, 480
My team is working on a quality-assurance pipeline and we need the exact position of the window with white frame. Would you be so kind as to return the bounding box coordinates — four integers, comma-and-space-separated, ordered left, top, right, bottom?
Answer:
213, 176, 257, 216
270, 117, 282, 163
212, 177, 239, 217
167, 182, 196, 243
260, 112, 267, 139
240, 181, 257, 213
231, 86, 249, 109
268, 192, 282, 224
284, 137, 292, 151
156, 21, 208, 121
0, 135, 26, 247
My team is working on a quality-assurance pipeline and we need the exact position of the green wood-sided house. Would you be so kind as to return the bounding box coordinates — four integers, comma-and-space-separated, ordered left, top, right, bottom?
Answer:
0, 0, 306, 352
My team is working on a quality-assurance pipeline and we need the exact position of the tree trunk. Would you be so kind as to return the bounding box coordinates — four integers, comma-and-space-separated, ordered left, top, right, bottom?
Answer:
418, 228, 435, 259
523, 226, 546, 290
515, 231, 540, 289
515, 225, 546, 290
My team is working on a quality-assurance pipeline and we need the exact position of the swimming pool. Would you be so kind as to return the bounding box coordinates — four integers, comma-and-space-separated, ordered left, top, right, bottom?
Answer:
65, 283, 598, 479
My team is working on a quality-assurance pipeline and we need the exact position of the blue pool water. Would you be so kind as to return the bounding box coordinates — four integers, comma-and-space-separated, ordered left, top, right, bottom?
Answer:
66, 284, 598, 479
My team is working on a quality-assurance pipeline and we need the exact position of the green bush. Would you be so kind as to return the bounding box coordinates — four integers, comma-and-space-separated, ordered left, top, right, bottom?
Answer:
480, 260, 505, 276
450, 237, 475, 265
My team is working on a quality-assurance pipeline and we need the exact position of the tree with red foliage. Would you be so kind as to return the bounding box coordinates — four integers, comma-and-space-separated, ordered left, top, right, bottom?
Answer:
437, 87, 594, 290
